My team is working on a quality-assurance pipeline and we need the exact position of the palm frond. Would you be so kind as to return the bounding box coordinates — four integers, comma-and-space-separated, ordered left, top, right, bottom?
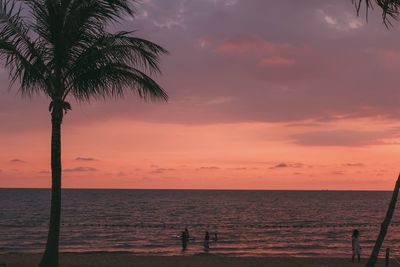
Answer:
69, 62, 168, 102
0, 0, 168, 103
20, 0, 136, 75
353, 0, 400, 26
68, 31, 168, 76
64, 30, 168, 102
0, 0, 49, 96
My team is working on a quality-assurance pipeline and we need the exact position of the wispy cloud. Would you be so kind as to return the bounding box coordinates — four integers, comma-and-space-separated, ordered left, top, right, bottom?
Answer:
291, 129, 395, 147
10, 159, 25, 163
343, 163, 365, 167
64, 167, 98, 172
317, 9, 363, 31
150, 0, 186, 29
75, 157, 98, 161
216, 35, 278, 54
150, 168, 177, 174
270, 162, 304, 169
197, 166, 220, 170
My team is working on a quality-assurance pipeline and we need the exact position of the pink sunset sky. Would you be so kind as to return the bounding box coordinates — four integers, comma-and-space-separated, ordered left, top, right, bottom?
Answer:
1, 0, 400, 190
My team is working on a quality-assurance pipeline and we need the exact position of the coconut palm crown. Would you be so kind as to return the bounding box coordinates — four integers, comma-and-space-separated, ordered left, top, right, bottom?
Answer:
0, 1, 167, 267
0, 0, 168, 103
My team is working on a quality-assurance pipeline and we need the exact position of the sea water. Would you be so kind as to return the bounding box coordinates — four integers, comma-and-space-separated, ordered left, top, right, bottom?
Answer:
1, 189, 400, 257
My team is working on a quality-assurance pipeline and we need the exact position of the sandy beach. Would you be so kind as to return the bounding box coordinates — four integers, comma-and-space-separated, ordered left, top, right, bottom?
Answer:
0, 253, 393, 267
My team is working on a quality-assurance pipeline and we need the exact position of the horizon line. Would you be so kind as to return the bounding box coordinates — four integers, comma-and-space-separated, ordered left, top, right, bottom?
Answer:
0, 187, 392, 192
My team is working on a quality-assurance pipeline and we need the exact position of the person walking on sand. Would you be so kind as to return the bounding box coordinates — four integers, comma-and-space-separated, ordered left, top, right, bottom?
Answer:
352, 229, 361, 263
204, 231, 210, 251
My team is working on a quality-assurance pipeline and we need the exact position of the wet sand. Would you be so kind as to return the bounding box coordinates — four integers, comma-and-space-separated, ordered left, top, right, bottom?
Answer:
0, 253, 393, 267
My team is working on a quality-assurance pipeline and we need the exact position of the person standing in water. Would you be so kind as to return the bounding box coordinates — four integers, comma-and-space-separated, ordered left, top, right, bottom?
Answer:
185, 228, 190, 239
212, 232, 218, 242
181, 230, 188, 251
204, 231, 210, 251
352, 229, 361, 263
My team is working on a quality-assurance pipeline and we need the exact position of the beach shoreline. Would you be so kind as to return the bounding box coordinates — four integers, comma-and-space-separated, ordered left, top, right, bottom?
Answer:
0, 253, 392, 267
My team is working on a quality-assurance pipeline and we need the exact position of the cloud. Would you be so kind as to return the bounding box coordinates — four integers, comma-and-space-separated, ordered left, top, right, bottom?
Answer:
343, 163, 365, 167
64, 167, 98, 172
215, 35, 304, 62
150, 168, 177, 174
143, 0, 186, 29
1, 0, 400, 129
117, 171, 135, 177
1, 0, 396, 128
272, 163, 288, 168
75, 157, 98, 161
198, 37, 212, 49
291, 129, 394, 147
197, 166, 220, 170
10, 159, 25, 163
321, 13, 337, 25
317, 9, 363, 31
211, 0, 238, 7
373, 169, 389, 177
371, 48, 400, 65
270, 162, 304, 169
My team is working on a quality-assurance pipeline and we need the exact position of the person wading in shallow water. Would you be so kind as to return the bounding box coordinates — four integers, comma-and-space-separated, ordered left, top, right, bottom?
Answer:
204, 231, 210, 252
181, 230, 188, 251
212, 232, 218, 242
352, 229, 361, 263
185, 228, 190, 239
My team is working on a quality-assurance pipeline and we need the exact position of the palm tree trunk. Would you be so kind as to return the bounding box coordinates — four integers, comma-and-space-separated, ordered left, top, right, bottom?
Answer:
366, 173, 400, 267
39, 102, 63, 267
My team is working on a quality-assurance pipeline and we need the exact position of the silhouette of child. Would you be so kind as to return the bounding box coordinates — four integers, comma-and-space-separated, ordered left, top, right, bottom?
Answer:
352, 229, 361, 263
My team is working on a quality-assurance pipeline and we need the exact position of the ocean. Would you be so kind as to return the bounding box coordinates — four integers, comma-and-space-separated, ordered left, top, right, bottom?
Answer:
1, 189, 400, 257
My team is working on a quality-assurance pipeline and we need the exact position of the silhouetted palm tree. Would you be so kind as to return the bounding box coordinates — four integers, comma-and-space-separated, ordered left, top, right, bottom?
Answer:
365, 174, 400, 267
353, 2, 400, 267
0, 1, 168, 266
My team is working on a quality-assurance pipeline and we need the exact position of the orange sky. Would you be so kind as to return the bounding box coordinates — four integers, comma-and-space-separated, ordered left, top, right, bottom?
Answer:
1, 0, 400, 190
0, 116, 399, 190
